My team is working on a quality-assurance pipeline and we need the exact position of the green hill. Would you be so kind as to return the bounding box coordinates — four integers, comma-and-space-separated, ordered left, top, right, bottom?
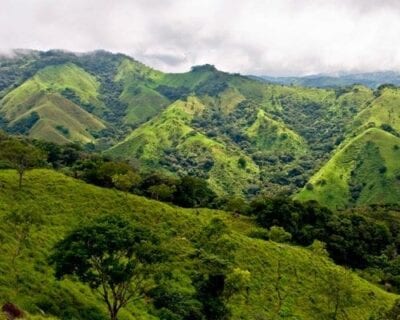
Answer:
353, 87, 400, 132
296, 128, 400, 209
108, 96, 260, 196
1, 50, 399, 203
0, 169, 396, 319
0, 63, 106, 144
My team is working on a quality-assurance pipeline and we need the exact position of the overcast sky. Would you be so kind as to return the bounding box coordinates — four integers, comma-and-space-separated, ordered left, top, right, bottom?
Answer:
1, 0, 400, 76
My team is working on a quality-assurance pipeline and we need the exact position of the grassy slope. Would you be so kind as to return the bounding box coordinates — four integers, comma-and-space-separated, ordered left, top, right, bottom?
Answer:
115, 59, 169, 126
0, 63, 106, 143
108, 97, 259, 195
354, 87, 400, 132
296, 128, 400, 209
246, 109, 307, 154
0, 169, 396, 320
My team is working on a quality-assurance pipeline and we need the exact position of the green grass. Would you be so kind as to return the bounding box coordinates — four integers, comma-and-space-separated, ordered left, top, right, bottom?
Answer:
108, 97, 259, 196
115, 59, 169, 126
246, 109, 307, 154
354, 87, 400, 131
296, 128, 400, 209
0, 63, 106, 144
0, 168, 396, 319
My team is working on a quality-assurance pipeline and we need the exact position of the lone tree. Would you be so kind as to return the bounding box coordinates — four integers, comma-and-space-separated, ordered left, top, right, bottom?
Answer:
50, 215, 162, 320
0, 139, 45, 188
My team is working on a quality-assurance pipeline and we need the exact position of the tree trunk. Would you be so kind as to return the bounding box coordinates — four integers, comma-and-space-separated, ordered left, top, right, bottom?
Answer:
109, 309, 118, 320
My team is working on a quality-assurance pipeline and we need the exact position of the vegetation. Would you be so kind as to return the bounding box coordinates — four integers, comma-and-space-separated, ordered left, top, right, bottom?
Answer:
0, 168, 396, 320
0, 136, 45, 188
51, 215, 162, 320
0, 50, 387, 202
2, 50, 400, 319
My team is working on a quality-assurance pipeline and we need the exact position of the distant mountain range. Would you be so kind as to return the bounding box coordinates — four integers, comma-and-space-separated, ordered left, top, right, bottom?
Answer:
253, 71, 400, 88
1, 49, 400, 209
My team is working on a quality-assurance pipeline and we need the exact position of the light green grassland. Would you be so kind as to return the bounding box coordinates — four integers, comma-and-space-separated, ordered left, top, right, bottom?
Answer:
0, 63, 106, 143
296, 128, 400, 209
0, 169, 396, 319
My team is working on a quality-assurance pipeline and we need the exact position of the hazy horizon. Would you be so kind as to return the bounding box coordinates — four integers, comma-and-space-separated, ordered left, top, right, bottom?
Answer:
2, 0, 400, 76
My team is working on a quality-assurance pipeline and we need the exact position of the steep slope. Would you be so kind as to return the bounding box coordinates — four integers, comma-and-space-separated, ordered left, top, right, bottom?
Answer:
114, 58, 169, 126
110, 66, 376, 197
0, 169, 396, 320
0, 63, 106, 143
1, 50, 397, 202
296, 128, 400, 209
246, 109, 306, 154
108, 97, 259, 195
353, 86, 400, 132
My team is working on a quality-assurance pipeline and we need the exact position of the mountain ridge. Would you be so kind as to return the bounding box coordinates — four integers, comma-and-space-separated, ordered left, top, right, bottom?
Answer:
1, 49, 400, 206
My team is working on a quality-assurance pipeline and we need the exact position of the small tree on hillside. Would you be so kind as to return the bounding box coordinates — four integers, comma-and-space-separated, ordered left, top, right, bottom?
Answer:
192, 218, 250, 319
50, 215, 162, 320
112, 171, 141, 198
0, 140, 45, 188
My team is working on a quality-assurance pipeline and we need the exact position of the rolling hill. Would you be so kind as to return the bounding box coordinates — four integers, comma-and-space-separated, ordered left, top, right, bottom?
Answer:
1, 49, 400, 203
295, 128, 400, 209
0, 169, 396, 319
296, 87, 400, 209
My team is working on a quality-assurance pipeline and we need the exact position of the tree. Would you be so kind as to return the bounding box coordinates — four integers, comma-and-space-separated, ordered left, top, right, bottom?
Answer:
237, 157, 247, 169
0, 140, 45, 188
268, 226, 292, 243
50, 215, 162, 320
112, 171, 141, 197
147, 183, 176, 201
223, 196, 249, 215
174, 176, 217, 208
191, 218, 249, 319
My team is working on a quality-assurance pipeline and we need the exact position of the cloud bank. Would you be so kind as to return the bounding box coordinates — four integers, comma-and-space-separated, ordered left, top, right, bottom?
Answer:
1, 0, 400, 75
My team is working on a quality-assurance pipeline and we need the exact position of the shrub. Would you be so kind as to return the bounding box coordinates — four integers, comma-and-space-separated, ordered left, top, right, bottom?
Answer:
268, 226, 292, 243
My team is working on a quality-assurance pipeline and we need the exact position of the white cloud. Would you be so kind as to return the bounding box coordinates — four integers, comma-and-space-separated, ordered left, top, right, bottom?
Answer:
1, 0, 400, 75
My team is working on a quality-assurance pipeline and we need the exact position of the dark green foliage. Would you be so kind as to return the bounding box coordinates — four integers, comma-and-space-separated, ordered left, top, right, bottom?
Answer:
375, 83, 398, 97
191, 218, 238, 320
84, 161, 136, 188
7, 112, 39, 135
174, 176, 217, 208
76, 51, 129, 127
149, 285, 203, 320
194, 73, 229, 97
0, 138, 45, 188
380, 123, 399, 137
60, 88, 96, 113
250, 198, 332, 245
156, 85, 191, 101
237, 157, 247, 169
33, 140, 82, 168
50, 215, 162, 320
55, 125, 70, 137
251, 198, 393, 269
324, 214, 391, 268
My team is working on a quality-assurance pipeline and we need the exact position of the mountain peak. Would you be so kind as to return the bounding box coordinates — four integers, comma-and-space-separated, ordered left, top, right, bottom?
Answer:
190, 64, 218, 72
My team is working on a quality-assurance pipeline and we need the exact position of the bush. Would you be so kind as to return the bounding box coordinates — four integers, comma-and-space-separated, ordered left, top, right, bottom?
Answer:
268, 226, 292, 243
